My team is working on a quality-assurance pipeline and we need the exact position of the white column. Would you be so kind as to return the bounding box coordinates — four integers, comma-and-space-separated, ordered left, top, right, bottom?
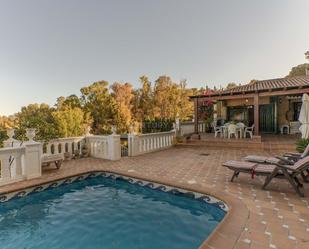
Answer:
0, 154, 11, 180
107, 134, 121, 161
213, 101, 218, 125
24, 141, 42, 179
14, 152, 23, 179
128, 134, 137, 157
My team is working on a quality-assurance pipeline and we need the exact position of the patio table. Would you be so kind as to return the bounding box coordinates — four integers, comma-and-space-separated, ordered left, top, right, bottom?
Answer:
221, 123, 245, 138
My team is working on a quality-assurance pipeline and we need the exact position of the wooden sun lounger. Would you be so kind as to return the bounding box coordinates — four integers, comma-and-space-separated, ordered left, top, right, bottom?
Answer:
41, 154, 64, 169
244, 143, 309, 165
223, 157, 309, 197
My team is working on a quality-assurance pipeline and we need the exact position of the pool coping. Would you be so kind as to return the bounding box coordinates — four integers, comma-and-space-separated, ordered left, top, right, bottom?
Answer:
0, 169, 249, 249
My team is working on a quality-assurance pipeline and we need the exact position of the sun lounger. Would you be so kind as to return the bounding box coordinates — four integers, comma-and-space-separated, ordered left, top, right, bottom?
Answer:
222, 160, 276, 181
244, 142, 309, 164
41, 154, 64, 169
223, 157, 309, 197
244, 143, 309, 165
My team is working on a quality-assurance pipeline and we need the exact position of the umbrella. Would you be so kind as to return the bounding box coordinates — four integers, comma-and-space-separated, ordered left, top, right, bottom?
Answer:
299, 93, 309, 139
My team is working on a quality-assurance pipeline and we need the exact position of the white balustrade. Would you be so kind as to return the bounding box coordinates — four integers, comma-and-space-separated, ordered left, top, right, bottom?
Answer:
179, 122, 206, 135
0, 147, 26, 186
86, 134, 121, 161
87, 136, 109, 159
43, 136, 85, 157
128, 130, 176, 156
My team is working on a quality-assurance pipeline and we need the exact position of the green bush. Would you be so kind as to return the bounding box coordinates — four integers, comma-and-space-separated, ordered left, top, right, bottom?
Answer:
296, 138, 309, 153
142, 119, 174, 134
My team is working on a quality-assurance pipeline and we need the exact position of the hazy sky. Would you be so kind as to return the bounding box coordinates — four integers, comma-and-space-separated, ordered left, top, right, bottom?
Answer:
1, 0, 309, 115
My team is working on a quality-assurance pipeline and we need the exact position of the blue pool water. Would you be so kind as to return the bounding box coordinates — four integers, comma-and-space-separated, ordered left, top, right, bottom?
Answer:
0, 176, 225, 249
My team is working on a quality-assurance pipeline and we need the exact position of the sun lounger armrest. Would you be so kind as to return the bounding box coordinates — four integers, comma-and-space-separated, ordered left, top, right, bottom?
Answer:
274, 164, 298, 172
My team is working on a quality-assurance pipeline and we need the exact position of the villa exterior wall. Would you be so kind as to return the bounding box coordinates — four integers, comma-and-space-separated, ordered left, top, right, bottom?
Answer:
215, 96, 302, 133
277, 96, 290, 126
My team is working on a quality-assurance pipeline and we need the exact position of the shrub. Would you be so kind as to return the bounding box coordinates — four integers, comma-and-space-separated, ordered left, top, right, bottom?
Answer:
296, 138, 309, 153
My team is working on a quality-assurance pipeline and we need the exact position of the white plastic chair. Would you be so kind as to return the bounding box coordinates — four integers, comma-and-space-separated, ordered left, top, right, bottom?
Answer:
244, 125, 255, 139
236, 122, 246, 138
213, 122, 223, 138
228, 124, 238, 139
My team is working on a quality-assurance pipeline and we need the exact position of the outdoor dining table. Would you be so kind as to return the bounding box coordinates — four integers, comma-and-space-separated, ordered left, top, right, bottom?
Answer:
221, 123, 245, 138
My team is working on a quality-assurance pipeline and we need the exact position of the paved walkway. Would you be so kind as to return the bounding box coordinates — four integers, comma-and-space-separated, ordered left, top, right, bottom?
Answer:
1, 145, 308, 249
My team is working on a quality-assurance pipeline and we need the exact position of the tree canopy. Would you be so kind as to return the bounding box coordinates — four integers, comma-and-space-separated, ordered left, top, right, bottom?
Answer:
0, 75, 196, 144
287, 63, 309, 77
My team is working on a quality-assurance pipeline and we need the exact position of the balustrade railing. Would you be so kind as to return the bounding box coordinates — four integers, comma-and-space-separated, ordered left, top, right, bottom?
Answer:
86, 136, 109, 159
179, 122, 206, 136
0, 126, 177, 187
128, 130, 175, 156
43, 136, 85, 157
0, 147, 26, 186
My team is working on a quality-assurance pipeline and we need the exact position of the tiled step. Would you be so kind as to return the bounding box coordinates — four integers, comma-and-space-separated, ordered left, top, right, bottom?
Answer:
183, 138, 296, 151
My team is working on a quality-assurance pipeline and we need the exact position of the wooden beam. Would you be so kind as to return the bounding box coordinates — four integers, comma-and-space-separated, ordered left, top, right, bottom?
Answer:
194, 93, 256, 101
251, 88, 309, 97
254, 94, 259, 135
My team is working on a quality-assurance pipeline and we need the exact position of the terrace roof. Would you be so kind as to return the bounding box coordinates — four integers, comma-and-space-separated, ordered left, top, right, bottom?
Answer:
190, 76, 309, 99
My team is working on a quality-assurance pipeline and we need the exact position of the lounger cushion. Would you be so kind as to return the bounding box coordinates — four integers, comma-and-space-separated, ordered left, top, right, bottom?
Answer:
223, 160, 257, 169
244, 155, 282, 164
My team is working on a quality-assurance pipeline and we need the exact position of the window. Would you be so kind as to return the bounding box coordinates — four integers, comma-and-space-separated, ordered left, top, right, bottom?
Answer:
293, 102, 302, 121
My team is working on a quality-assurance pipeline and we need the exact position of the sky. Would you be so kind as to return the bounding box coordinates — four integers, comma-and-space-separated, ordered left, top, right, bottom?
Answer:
0, 0, 309, 115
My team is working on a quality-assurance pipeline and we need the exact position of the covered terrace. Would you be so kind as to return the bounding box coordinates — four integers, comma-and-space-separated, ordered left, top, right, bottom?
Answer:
190, 76, 309, 136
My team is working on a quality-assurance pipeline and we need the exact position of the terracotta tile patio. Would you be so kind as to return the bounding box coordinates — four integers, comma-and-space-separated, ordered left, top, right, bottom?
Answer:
0, 145, 308, 249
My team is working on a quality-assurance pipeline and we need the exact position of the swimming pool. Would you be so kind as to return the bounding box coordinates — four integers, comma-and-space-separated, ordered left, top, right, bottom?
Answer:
0, 173, 226, 249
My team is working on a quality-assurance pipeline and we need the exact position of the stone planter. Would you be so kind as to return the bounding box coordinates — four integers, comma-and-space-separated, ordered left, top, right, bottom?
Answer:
26, 128, 36, 142
7, 128, 15, 139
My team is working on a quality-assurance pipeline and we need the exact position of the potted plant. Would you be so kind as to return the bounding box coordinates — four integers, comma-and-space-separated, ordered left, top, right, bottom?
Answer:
296, 138, 309, 153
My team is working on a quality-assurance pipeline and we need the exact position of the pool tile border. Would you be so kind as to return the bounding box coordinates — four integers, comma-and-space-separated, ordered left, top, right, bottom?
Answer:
0, 171, 228, 212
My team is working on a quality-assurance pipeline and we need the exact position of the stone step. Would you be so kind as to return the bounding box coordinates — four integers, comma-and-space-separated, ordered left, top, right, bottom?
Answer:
183, 138, 296, 151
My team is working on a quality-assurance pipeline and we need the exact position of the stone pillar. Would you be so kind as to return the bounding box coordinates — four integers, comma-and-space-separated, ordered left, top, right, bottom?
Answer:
107, 134, 121, 161
213, 101, 218, 125
24, 141, 42, 179
128, 125, 138, 157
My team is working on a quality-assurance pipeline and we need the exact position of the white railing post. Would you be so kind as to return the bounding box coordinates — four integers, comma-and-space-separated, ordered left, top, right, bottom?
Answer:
14, 151, 23, 179
128, 133, 135, 157
23, 129, 42, 179
107, 133, 121, 161
24, 141, 42, 179
0, 154, 11, 180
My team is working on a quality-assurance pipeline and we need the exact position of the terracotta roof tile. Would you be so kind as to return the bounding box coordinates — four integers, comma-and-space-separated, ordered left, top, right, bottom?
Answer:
206, 76, 309, 96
